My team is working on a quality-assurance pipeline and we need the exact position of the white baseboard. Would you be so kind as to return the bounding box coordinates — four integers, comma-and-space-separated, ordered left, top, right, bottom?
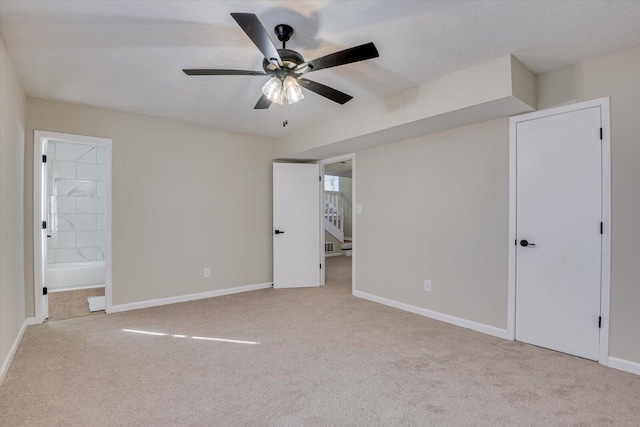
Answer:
325, 252, 343, 257
608, 357, 640, 376
353, 290, 509, 340
110, 282, 273, 313
1, 317, 37, 385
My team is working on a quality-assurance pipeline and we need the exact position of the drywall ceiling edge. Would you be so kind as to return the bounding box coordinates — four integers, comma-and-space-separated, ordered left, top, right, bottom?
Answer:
274, 55, 536, 160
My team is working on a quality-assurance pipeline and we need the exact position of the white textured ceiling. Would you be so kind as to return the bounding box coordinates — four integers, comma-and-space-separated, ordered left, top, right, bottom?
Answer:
1, 1, 640, 138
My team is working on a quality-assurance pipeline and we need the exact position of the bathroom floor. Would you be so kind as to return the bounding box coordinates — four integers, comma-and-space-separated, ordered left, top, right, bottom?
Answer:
48, 287, 105, 321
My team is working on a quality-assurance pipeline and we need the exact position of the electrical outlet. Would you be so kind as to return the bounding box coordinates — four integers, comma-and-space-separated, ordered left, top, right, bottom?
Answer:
423, 279, 432, 292
204, 268, 211, 278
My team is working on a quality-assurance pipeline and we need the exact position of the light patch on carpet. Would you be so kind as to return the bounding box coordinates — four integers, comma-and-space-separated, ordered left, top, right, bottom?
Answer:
122, 328, 259, 345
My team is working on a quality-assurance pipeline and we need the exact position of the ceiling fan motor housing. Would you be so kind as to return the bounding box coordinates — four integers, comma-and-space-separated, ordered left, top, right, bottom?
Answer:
262, 49, 305, 76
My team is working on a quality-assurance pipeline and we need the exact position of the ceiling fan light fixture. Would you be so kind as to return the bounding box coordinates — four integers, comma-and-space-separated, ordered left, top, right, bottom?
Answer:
283, 76, 304, 104
262, 77, 284, 104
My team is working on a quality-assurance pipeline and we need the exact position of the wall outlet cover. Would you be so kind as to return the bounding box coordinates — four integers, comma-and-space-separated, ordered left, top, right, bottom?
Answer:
204, 268, 211, 278
423, 279, 432, 292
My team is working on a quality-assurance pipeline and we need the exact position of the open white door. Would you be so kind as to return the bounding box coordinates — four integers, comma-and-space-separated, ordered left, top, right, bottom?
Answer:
273, 163, 321, 288
40, 138, 49, 320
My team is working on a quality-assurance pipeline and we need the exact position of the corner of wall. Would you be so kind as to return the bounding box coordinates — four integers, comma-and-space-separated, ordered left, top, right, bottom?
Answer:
511, 55, 537, 110
0, 34, 29, 376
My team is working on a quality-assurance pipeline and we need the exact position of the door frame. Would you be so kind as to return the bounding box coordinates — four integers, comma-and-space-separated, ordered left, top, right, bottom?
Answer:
33, 130, 113, 321
317, 153, 356, 293
507, 97, 611, 365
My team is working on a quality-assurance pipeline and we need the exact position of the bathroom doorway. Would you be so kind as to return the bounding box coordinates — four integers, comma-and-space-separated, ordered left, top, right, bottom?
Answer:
33, 131, 112, 322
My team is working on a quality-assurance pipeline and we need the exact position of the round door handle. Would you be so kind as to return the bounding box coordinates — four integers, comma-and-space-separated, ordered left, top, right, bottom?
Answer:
520, 239, 535, 247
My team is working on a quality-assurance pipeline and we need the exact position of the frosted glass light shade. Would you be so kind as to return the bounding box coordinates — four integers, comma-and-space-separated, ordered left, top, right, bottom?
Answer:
283, 76, 304, 104
262, 77, 284, 104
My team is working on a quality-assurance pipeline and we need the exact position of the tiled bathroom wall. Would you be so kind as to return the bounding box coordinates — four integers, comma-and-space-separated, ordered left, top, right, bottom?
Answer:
47, 140, 106, 264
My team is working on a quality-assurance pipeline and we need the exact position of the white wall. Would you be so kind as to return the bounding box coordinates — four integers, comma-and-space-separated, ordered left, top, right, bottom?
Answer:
24, 98, 275, 310
324, 231, 342, 255
339, 177, 353, 237
536, 45, 640, 365
0, 36, 27, 374
355, 118, 509, 329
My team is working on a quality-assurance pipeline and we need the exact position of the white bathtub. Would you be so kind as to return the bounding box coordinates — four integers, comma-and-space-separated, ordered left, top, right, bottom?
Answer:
46, 261, 105, 291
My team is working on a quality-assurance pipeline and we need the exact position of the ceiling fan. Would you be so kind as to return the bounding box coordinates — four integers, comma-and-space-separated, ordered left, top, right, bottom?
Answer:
183, 13, 379, 126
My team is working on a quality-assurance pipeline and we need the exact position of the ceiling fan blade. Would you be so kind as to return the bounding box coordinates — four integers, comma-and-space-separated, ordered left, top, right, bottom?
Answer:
183, 69, 266, 76
299, 42, 379, 73
231, 13, 283, 67
254, 94, 272, 109
298, 78, 353, 104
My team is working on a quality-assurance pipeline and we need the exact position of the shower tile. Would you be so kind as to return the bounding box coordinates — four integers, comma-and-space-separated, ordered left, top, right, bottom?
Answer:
76, 230, 105, 248
96, 214, 105, 230
49, 196, 76, 214
96, 248, 105, 261
55, 142, 97, 163
47, 248, 55, 264
47, 143, 56, 160
77, 163, 105, 181
55, 179, 96, 197
47, 179, 54, 196
96, 181, 105, 197
56, 214, 96, 231
55, 247, 97, 263
48, 160, 76, 179
76, 197, 105, 214
97, 147, 106, 165
48, 231, 76, 249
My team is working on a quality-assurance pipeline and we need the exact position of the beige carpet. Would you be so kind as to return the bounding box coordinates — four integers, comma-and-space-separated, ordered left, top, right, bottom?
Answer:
1, 256, 639, 426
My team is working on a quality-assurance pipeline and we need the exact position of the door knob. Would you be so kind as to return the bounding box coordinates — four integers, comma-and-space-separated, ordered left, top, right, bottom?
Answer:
520, 239, 535, 247
275, 230, 285, 235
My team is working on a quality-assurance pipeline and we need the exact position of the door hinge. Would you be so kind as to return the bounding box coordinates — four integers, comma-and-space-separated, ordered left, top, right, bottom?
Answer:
319, 176, 322, 182
600, 222, 603, 235
320, 263, 322, 269
42, 154, 47, 163
600, 128, 603, 140
43, 287, 48, 296
598, 316, 602, 328
42, 221, 47, 229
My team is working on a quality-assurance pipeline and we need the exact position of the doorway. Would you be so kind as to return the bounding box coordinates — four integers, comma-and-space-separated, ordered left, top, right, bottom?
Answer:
319, 154, 355, 293
33, 131, 113, 322
508, 98, 611, 363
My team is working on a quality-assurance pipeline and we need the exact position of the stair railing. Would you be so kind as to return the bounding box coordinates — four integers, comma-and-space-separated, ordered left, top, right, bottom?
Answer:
324, 199, 343, 232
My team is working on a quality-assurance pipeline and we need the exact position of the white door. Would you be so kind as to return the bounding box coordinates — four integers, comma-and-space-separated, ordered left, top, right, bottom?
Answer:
515, 106, 602, 360
41, 139, 50, 319
273, 163, 321, 288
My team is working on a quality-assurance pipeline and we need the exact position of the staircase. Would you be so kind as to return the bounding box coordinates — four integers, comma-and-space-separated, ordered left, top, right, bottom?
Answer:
324, 191, 347, 243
